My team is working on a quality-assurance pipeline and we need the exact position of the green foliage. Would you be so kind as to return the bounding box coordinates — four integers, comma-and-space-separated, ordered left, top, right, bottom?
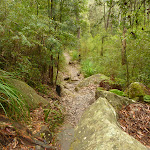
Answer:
0, 0, 87, 88
109, 89, 124, 97
143, 95, 150, 103
0, 70, 29, 120
79, 0, 150, 88
70, 50, 80, 61
81, 59, 96, 77
43, 101, 64, 132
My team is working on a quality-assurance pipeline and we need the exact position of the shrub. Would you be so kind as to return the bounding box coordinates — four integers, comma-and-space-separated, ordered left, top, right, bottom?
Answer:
81, 59, 95, 77
70, 50, 80, 61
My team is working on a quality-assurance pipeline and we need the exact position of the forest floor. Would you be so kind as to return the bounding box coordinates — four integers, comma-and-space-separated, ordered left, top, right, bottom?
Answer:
0, 52, 149, 150
56, 52, 98, 150
56, 52, 150, 150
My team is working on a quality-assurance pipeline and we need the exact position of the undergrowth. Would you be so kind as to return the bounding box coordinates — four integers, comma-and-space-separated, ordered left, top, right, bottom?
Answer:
0, 70, 30, 121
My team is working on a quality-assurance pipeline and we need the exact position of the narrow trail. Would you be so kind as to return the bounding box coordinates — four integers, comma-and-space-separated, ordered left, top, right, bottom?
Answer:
57, 53, 97, 150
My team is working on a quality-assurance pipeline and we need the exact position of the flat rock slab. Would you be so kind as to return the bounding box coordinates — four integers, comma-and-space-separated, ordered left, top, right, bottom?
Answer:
57, 124, 74, 150
70, 97, 148, 150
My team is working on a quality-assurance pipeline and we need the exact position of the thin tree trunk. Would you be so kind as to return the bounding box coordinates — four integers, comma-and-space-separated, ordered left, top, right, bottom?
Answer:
121, 27, 130, 88
106, 6, 112, 30
36, 0, 39, 16
121, 28, 127, 65
101, 37, 104, 56
47, 0, 54, 85
132, 0, 137, 27
104, 2, 107, 31
55, 52, 60, 85
51, 0, 53, 19
144, 0, 146, 25
148, 5, 150, 26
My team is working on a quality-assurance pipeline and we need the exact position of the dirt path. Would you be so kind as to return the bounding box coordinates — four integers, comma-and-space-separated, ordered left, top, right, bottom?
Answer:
57, 53, 97, 150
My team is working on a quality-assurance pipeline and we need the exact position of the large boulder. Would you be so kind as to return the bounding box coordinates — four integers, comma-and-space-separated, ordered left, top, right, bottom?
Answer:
7, 79, 49, 109
77, 74, 109, 88
126, 82, 149, 99
70, 92, 147, 150
95, 90, 135, 111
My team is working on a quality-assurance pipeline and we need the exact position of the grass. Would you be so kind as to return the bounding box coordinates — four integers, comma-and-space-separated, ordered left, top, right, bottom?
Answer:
0, 70, 29, 120
70, 50, 79, 61
81, 59, 95, 77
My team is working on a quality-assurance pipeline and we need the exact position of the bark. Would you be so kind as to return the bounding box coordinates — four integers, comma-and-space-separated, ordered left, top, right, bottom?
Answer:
55, 52, 60, 85
106, 6, 112, 30
148, 5, 150, 26
104, 2, 107, 31
36, 0, 39, 16
121, 28, 130, 88
51, 0, 53, 19
144, 0, 146, 25
101, 37, 104, 56
121, 28, 127, 65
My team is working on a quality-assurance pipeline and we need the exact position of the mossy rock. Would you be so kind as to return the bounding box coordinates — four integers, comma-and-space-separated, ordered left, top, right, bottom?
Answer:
126, 82, 147, 99
6, 78, 49, 109
70, 97, 147, 150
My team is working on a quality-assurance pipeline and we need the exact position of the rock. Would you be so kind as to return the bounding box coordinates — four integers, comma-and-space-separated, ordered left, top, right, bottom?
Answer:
6, 78, 49, 109
35, 145, 44, 150
99, 79, 122, 91
77, 74, 109, 88
95, 90, 135, 111
70, 97, 147, 150
126, 82, 149, 99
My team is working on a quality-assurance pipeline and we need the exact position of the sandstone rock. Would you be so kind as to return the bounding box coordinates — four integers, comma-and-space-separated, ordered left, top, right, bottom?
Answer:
95, 90, 135, 111
77, 74, 109, 88
7, 78, 49, 109
70, 97, 147, 150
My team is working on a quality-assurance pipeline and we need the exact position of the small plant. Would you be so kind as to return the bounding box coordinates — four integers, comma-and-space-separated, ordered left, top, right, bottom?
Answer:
144, 95, 150, 103
81, 59, 95, 77
43, 101, 64, 132
109, 89, 125, 97
70, 50, 79, 61
0, 70, 29, 120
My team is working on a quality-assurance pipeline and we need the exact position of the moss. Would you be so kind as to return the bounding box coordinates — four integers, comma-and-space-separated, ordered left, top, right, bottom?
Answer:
128, 82, 145, 99
97, 87, 104, 91
109, 89, 124, 97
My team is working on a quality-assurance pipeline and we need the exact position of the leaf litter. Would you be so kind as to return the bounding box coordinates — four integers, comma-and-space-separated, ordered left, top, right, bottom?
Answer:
118, 103, 150, 148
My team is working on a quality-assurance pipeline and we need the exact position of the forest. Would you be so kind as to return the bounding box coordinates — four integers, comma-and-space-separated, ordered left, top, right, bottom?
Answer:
0, 0, 150, 149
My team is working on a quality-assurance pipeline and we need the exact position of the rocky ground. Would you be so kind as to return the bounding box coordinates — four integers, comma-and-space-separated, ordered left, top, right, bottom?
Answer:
0, 52, 149, 150
56, 53, 98, 150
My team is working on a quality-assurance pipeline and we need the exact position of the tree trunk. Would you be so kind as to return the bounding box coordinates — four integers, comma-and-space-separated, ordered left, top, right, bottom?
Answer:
106, 6, 112, 30
55, 52, 60, 85
121, 28, 127, 65
144, 0, 146, 25
148, 5, 150, 26
104, 2, 107, 31
101, 37, 104, 56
